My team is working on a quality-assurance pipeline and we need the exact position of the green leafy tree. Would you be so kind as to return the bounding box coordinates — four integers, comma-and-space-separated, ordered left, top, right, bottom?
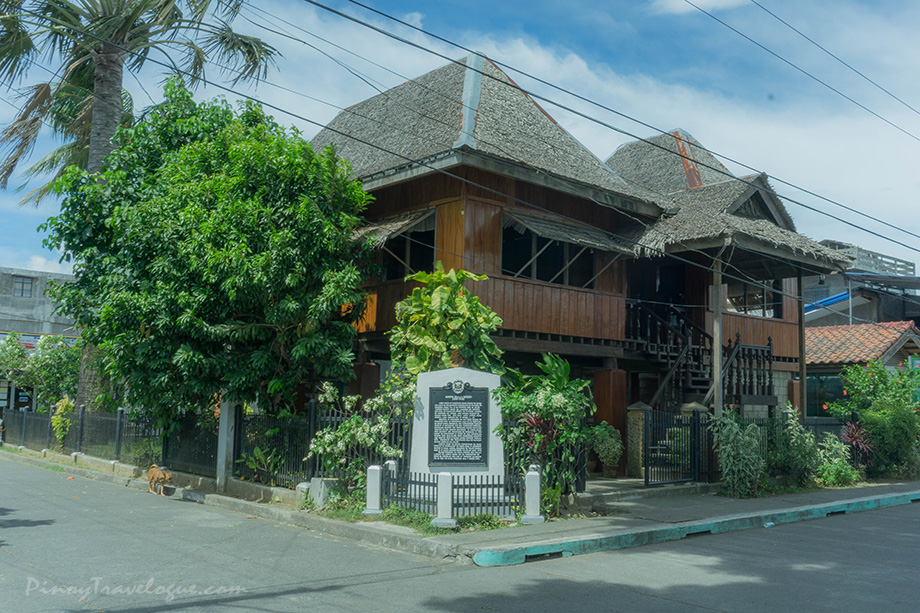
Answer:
43, 83, 373, 424
496, 353, 594, 514
388, 263, 505, 375
0, 332, 80, 409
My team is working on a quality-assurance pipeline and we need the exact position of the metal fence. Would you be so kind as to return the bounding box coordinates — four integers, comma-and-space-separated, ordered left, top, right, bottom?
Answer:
236, 412, 314, 489
382, 470, 438, 514
232, 399, 416, 489
1, 407, 164, 470
452, 473, 522, 518
163, 414, 219, 478
644, 409, 716, 486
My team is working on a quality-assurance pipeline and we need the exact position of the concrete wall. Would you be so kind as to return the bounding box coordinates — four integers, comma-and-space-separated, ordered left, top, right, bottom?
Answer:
0, 267, 77, 336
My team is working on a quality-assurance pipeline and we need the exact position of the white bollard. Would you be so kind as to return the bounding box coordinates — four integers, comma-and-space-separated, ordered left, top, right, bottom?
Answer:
431, 472, 457, 528
521, 464, 545, 524
363, 465, 384, 516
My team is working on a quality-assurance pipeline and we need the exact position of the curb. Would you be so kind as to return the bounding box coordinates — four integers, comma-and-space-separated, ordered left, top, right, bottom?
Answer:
466, 489, 920, 566
0, 448, 462, 563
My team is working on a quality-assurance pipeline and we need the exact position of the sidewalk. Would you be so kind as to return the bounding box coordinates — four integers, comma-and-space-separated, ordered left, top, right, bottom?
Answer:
2, 446, 918, 567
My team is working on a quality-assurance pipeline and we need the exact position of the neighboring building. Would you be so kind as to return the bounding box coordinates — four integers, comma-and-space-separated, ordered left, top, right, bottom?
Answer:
312, 55, 848, 474
0, 266, 78, 412
804, 321, 920, 417
803, 241, 920, 327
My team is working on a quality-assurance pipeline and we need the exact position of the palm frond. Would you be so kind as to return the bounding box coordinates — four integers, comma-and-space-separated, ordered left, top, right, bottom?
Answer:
202, 21, 278, 85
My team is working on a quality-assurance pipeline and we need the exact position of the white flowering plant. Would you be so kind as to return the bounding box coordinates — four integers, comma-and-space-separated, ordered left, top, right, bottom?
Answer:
495, 353, 594, 513
306, 378, 412, 488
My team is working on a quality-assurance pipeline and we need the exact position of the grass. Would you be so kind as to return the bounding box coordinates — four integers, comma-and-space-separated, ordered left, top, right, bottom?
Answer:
300, 484, 515, 536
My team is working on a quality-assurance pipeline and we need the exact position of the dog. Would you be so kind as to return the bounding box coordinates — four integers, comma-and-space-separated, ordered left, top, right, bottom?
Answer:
147, 464, 173, 496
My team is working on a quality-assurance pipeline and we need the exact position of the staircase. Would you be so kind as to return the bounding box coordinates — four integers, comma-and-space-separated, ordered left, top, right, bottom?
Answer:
625, 302, 713, 410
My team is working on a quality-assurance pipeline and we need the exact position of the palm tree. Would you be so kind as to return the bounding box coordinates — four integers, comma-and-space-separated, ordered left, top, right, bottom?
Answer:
0, 0, 278, 186
0, 0, 279, 410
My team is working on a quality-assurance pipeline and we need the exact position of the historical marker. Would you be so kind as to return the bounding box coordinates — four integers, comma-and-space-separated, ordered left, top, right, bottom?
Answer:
429, 380, 488, 466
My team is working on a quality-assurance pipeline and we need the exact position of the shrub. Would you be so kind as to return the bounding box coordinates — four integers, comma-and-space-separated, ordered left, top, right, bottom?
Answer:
710, 413, 764, 498
306, 381, 406, 489
768, 411, 820, 487
588, 421, 624, 468
816, 433, 860, 487
859, 400, 920, 477
496, 353, 594, 516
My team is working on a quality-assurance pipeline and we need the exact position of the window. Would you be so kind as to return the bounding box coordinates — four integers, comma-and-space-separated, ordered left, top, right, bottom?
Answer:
12, 276, 33, 297
805, 374, 845, 417
725, 279, 782, 318
380, 214, 436, 281
501, 214, 599, 288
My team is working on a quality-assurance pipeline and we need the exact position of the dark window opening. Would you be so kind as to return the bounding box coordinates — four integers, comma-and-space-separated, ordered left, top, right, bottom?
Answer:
501, 224, 596, 288
805, 374, 845, 417
726, 279, 783, 318
381, 218, 435, 281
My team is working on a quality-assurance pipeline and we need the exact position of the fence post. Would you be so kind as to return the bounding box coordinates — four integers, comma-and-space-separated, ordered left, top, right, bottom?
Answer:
431, 472, 457, 528
161, 428, 169, 468
384, 460, 397, 498
215, 398, 238, 494
363, 465, 384, 516
45, 411, 53, 451
305, 398, 317, 480
521, 464, 545, 524
21, 406, 28, 446
691, 409, 701, 482
114, 408, 124, 461
75, 404, 86, 454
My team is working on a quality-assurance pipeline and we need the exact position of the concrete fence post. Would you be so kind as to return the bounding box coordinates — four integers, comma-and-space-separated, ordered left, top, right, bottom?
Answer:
114, 408, 124, 461
521, 464, 545, 524
363, 465, 384, 516
384, 460, 397, 498
76, 404, 86, 453
431, 472, 457, 528
215, 397, 239, 494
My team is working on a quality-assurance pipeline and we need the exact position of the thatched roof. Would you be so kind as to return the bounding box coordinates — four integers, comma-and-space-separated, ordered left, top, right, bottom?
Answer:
607, 131, 849, 269
312, 54, 666, 216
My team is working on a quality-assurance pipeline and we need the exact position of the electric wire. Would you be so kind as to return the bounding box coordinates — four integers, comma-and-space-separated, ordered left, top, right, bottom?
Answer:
328, 0, 920, 248
748, 0, 920, 119
683, 0, 920, 144
4, 2, 915, 330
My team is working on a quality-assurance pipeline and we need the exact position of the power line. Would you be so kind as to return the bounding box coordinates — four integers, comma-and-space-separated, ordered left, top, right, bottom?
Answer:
683, 0, 920, 144
8, 1, 911, 331
748, 0, 920, 119
330, 0, 920, 249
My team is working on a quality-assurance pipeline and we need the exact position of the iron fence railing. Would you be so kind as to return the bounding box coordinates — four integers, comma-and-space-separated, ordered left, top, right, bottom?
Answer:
452, 473, 522, 518
382, 470, 437, 514
0, 407, 162, 467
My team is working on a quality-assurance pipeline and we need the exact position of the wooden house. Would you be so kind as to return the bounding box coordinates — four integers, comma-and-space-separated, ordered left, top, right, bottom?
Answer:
312, 54, 849, 445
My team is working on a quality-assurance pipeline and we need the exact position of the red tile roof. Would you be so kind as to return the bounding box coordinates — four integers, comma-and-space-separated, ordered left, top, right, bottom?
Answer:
805, 321, 919, 365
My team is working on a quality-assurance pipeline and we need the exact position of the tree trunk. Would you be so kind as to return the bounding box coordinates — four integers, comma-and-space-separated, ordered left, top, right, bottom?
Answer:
86, 50, 125, 174
77, 49, 125, 410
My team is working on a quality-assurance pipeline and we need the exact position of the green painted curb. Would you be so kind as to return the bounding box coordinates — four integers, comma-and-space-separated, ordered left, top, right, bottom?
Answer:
472, 490, 920, 566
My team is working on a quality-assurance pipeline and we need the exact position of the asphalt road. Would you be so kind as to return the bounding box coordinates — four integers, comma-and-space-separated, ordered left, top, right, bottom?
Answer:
2, 457, 918, 612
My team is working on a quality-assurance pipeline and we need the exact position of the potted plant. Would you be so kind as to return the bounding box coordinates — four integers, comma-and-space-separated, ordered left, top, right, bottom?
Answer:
589, 422, 624, 477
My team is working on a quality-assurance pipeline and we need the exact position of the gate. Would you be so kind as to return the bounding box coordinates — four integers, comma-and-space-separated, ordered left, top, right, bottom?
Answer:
644, 408, 715, 486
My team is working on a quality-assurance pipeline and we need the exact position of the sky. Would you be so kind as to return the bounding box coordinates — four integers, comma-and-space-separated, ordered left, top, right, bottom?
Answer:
3, 0, 920, 275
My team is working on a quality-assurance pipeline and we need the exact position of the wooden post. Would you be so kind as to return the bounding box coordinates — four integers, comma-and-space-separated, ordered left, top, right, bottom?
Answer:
712, 260, 723, 417
798, 270, 807, 419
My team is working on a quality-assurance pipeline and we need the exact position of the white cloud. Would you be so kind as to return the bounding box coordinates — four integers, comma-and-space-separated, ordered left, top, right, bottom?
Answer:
401, 12, 425, 29
650, 0, 748, 15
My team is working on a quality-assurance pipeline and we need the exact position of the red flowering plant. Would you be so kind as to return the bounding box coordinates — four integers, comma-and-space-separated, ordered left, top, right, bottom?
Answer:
825, 360, 920, 420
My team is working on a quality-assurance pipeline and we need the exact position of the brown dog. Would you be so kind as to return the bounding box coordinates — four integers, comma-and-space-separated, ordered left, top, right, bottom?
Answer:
147, 464, 172, 495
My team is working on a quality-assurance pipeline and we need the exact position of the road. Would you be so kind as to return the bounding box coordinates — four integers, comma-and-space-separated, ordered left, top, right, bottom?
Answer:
1, 457, 918, 612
